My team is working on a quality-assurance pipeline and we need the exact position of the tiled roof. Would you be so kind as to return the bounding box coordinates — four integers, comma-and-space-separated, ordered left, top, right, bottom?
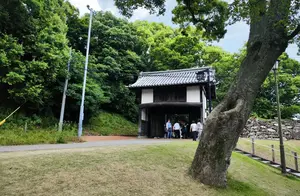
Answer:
129, 67, 215, 88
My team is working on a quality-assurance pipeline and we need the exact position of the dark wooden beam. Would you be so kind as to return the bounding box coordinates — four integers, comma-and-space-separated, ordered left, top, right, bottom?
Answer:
139, 102, 202, 109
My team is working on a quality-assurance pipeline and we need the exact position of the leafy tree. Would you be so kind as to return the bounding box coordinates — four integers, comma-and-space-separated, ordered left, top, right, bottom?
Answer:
253, 54, 300, 118
114, 0, 300, 187
66, 11, 146, 121
213, 50, 300, 119
58, 51, 109, 122
210, 49, 242, 103
0, 0, 70, 110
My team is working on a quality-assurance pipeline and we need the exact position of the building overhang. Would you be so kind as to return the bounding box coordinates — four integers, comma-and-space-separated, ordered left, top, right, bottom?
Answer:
128, 67, 217, 100
139, 102, 202, 109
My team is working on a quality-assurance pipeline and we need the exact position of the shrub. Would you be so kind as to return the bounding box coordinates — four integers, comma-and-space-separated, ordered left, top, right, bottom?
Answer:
88, 111, 138, 136
0, 129, 78, 145
281, 105, 300, 119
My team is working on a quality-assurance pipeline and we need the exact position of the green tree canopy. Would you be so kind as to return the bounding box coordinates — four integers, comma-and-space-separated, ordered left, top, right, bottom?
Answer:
0, 0, 70, 108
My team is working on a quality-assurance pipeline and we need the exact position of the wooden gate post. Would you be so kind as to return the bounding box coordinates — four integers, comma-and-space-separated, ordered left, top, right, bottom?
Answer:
252, 137, 255, 155
292, 151, 298, 171
271, 144, 275, 162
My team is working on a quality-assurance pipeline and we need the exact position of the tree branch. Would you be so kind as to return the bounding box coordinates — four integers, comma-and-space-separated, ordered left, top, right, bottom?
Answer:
287, 25, 300, 40
183, 0, 201, 25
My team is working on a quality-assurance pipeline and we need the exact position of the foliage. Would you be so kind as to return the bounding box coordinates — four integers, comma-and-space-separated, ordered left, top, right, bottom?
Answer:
253, 54, 300, 119
281, 105, 300, 119
66, 11, 146, 122
0, 0, 70, 106
88, 111, 138, 136
0, 129, 79, 145
0, 108, 79, 145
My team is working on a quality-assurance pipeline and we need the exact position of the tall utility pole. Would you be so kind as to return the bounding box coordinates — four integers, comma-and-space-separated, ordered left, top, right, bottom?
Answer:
273, 60, 287, 174
58, 48, 72, 131
78, 5, 93, 137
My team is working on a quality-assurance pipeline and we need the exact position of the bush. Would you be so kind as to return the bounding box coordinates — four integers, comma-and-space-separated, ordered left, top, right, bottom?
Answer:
0, 129, 78, 145
88, 111, 138, 136
281, 105, 300, 119
0, 113, 79, 145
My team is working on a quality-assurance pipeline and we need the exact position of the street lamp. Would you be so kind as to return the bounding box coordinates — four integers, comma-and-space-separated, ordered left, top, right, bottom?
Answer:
273, 60, 287, 174
78, 5, 93, 137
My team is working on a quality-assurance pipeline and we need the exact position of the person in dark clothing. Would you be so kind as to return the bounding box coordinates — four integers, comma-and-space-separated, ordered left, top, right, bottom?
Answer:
181, 122, 188, 139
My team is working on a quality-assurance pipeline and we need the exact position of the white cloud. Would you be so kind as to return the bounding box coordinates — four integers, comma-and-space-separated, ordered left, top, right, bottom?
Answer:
103, 7, 118, 15
130, 8, 151, 21
68, 0, 101, 15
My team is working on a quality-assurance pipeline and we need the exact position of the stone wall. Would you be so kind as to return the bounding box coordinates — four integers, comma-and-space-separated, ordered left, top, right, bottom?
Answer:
241, 118, 300, 140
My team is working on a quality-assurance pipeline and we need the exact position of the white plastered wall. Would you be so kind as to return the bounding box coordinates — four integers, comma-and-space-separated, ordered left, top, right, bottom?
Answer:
141, 89, 153, 104
186, 86, 200, 102
202, 87, 207, 122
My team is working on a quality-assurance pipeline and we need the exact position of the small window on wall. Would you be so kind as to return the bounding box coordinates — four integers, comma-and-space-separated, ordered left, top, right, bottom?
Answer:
154, 87, 186, 102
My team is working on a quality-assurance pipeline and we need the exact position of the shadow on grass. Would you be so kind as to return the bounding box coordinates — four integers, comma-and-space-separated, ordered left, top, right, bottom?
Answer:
270, 169, 300, 181
217, 176, 269, 196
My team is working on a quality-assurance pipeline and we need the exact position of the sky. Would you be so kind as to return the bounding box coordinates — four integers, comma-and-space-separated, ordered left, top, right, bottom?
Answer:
68, 0, 299, 61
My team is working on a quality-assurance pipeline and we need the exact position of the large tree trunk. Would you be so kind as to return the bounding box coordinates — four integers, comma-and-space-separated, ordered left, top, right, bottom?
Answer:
190, 45, 287, 187
190, 0, 293, 187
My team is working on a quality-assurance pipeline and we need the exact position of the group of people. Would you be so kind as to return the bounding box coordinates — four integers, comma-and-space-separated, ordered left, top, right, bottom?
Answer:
165, 119, 203, 141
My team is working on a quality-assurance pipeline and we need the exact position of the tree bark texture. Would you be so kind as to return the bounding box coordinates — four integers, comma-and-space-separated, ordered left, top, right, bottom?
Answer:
190, 0, 297, 187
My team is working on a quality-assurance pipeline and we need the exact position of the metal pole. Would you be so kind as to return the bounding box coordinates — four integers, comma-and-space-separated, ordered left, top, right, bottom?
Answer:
274, 67, 286, 174
78, 6, 93, 137
207, 69, 212, 113
58, 48, 72, 131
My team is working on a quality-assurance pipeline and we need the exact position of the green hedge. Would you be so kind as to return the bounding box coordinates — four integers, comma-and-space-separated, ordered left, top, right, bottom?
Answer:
0, 129, 79, 145
281, 105, 300, 119
0, 112, 80, 145
88, 111, 138, 136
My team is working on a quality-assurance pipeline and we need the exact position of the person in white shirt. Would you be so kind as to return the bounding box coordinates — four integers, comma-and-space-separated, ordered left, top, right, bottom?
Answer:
173, 121, 181, 138
190, 121, 198, 141
197, 119, 203, 141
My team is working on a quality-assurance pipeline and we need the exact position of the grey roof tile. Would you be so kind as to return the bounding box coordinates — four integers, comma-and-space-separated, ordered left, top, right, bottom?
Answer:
129, 67, 215, 88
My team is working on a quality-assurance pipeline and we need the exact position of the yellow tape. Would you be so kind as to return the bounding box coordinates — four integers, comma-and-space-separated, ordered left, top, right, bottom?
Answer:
0, 119, 6, 126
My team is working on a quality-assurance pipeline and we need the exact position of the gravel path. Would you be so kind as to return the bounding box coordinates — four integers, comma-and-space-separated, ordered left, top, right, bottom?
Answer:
0, 139, 170, 152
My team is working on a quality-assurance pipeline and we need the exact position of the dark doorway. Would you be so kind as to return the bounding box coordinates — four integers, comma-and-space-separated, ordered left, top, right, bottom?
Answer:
166, 114, 189, 125
146, 105, 200, 138
148, 112, 164, 138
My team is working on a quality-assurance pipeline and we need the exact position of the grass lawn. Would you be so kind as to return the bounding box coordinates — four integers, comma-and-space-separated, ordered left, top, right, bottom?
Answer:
0, 142, 299, 196
237, 139, 300, 170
